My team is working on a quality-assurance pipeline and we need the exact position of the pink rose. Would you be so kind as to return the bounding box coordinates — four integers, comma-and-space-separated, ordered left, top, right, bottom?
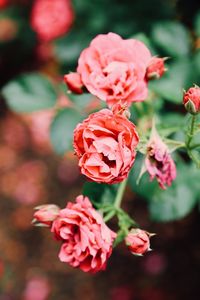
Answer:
33, 204, 60, 226
51, 195, 116, 273
146, 57, 166, 80
64, 72, 83, 94
31, 0, 74, 42
125, 229, 151, 255
145, 127, 176, 189
73, 109, 139, 184
76, 32, 152, 108
183, 86, 200, 114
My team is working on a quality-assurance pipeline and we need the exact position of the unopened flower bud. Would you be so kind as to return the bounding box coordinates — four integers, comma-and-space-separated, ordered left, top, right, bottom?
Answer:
33, 204, 60, 227
146, 57, 166, 80
64, 73, 83, 94
125, 228, 153, 256
111, 102, 131, 119
183, 86, 200, 114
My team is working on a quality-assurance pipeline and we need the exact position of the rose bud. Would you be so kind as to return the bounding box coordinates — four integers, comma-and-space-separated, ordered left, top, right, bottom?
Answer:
73, 109, 139, 184
146, 57, 167, 80
51, 195, 116, 273
125, 228, 153, 255
111, 102, 131, 119
64, 72, 83, 94
183, 86, 200, 114
33, 204, 60, 227
145, 126, 176, 189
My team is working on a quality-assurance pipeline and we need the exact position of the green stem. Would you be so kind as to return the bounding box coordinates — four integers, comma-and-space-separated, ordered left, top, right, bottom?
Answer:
114, 178, 128, 209
189, 143, 200, 150
186, 115, 196, 149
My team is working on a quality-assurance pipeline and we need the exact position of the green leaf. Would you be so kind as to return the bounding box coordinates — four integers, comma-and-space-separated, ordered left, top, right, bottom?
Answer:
151, 21, 191, 57
50, 108, 82, 154
129, 155, 158, 201
113, 230, 126, 247
68, 93, 94, 110
54, 31, 89, 66
83, 181, 118, 207
132, 32, 156, 54
1, 73, 57, 112
194, 51, 200, 76
149, 163, 200, 222
163, 138, 185, 152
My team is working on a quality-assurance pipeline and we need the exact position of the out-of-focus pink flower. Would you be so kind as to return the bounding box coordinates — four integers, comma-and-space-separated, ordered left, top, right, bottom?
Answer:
57, 157, 79, 185
146, 57, 166, 80
22, 276, 50, 300
142, 252, 167, 275
13, 160, 48, 204
31, 0, 74, 42
110, 286, 133, 300
183, 86, 200, 114
73, 109, 139, 184
0, 145, 17, 172
145, 126, 176, 189
64, 72, 83, 94
2, 114, 29, 151
125, 228, 151, 255
0, 0, 8, 9
33, 204, 60, 226
0, 260, 4, 278
76, 32, 152, 108
22, 110, 54, 154
51, 195, 116, 273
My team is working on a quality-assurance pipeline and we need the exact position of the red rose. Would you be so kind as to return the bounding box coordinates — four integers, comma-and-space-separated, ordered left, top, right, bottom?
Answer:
51, 195, 116, 273
73, 109, 139, 184
75, 33, 152, 108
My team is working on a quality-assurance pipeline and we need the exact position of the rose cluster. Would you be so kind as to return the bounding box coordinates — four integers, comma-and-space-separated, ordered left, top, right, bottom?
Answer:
33, 197, 153, 273
64, 32, 176, 188
33, 33, 176, 273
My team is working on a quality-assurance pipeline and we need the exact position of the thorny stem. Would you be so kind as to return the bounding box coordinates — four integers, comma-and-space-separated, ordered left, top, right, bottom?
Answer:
114, 178, 128, 209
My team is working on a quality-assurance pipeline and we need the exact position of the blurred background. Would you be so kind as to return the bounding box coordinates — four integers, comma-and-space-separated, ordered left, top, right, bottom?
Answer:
0, 0, 200, 299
